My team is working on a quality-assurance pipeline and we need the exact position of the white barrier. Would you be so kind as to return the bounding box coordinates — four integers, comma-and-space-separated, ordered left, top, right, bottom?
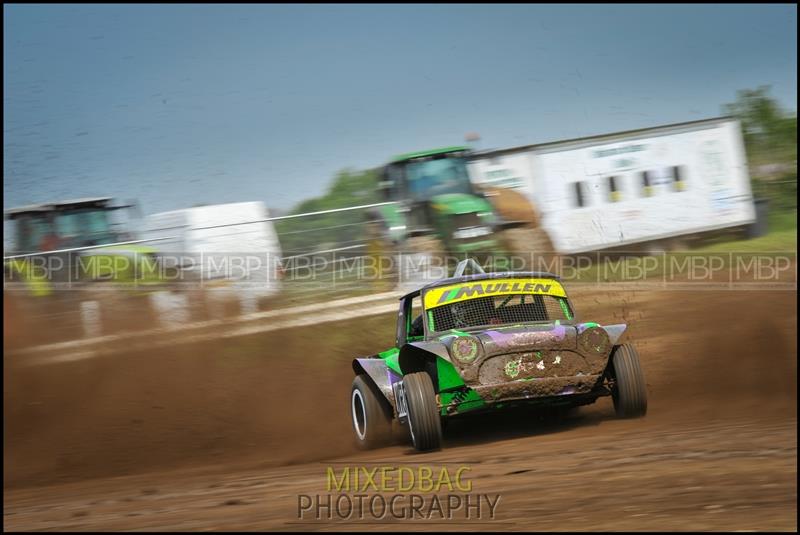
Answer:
149, 291, 190, 327
79, 300, 101, 338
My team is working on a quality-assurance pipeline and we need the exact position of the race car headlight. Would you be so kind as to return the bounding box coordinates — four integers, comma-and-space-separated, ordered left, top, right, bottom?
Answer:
450, 335, 482, 364
578, 326, 611, 355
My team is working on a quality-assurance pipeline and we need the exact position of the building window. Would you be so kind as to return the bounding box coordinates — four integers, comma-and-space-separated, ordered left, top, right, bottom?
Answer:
573, 181, 587, 208
640, 171, 654, 197
672, 165, 687, 191
607, 175, 622, 202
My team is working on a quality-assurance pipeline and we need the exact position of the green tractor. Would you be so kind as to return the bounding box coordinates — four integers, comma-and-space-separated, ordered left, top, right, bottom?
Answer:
365, 146, 549, 274
4, 197, 163, 296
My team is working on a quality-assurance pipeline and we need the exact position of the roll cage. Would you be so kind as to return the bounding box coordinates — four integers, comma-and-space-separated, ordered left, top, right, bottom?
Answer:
395, 260, 573, 345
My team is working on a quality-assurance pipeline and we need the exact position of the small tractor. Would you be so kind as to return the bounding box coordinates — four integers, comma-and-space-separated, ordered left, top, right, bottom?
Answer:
366, 146, 551, 270
4, 197, 162, 296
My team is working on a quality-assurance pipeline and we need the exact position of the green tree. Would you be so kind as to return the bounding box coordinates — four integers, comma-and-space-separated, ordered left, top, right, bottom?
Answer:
723, 85, 797, 169
724, 86, 797, 211
275, 168, 380, 253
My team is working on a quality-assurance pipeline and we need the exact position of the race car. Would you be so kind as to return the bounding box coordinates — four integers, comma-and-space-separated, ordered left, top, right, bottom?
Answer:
350, 258, 647, 452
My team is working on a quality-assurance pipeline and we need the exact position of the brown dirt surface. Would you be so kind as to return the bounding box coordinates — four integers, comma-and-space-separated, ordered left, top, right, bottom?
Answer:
3, 284, 797, 531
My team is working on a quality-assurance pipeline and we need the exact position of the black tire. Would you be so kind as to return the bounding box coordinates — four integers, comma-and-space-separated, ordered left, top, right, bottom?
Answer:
609, 344, 648, 418
351, 375, 393, 450
403, 372, 443, 452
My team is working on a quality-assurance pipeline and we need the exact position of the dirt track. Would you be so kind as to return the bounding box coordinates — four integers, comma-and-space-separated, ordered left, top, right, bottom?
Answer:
3, 286, 797, 531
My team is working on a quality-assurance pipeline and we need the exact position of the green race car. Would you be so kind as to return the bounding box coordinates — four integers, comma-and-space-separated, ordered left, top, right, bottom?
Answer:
350, 259, 647, 452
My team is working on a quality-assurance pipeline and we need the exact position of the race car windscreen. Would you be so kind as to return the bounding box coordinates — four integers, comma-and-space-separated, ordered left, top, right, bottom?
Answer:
427, 293, 573, 332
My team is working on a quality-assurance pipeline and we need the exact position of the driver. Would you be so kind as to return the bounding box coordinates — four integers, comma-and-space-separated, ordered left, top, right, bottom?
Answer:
450, 297, 502, 328
409, 314, 424, 337
450, 301, 473, 328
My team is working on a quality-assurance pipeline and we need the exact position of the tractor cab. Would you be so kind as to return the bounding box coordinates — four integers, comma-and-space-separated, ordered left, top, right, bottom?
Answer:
4, 197, 162, 292
375, 147, 507, 253
380, 146, 477, 203
5, 197, 136, 254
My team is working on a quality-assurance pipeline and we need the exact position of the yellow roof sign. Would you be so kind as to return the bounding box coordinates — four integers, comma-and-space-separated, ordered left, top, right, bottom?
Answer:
424, 277, 566, 309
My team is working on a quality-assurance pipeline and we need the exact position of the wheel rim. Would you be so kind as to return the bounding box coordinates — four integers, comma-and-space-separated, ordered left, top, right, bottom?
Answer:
351, 389, 367, 441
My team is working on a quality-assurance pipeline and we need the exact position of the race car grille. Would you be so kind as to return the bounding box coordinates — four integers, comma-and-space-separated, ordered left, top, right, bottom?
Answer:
478, 350, 595, 385
430, 294, 571, 333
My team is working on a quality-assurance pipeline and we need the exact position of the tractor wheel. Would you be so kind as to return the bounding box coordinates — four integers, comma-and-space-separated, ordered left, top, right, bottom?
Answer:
403, 372, 443, 452
481, 186, 541, 227
480, 185, 555, 269
609, 344, 648, 418
351, 374, 393, 450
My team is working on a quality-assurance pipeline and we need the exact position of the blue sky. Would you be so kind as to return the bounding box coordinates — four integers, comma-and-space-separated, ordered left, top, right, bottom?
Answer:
3, 4, 797, 216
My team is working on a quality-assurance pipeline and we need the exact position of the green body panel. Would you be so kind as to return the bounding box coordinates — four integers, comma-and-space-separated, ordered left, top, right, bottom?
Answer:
428, 193, 504, 253
436, 356, 465, 390
379, 347, 402, 375
559, 299, 574, 320
373, 345, 488, 417
439, 389, 486, 416
429, 193, 493, 216
434, 356, 488, 415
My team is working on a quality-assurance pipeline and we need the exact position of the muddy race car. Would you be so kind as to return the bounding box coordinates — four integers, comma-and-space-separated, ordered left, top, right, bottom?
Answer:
350, 259, 647, 452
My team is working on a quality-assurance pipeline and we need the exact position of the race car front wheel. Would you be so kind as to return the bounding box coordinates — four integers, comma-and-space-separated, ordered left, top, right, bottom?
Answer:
351, 375, 393, 450
403, 372, 443, 452
609, 343, 648, 418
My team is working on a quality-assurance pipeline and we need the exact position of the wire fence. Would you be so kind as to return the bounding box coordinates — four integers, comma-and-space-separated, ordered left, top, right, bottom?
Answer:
5, 197, 798, 350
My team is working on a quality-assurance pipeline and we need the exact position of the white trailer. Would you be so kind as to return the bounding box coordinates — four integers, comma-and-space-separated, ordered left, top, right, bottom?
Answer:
468, 117, 757, 254
143, 201, 283, 306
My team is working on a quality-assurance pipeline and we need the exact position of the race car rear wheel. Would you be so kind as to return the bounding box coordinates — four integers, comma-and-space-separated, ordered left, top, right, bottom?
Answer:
351, 375, 393, 450
403, 372, 443, 452
609, 343, 648, 418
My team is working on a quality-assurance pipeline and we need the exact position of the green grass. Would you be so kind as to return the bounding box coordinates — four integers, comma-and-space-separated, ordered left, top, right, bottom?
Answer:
694, 227, 796, 253
691, 209, 796, 253
560, 209, 796, 284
